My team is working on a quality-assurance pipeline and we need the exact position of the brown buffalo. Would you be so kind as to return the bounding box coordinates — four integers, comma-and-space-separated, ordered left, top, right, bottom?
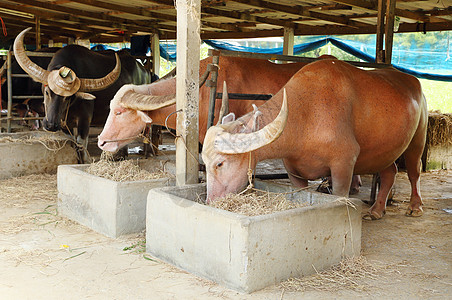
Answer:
97, 56, 310, 152
201, 59, 427, 220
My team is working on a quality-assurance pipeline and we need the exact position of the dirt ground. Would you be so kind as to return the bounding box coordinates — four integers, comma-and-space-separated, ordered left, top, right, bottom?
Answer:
0, 165, 451, 299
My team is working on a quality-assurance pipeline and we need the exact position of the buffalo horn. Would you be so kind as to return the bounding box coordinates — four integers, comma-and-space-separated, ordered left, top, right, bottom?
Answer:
120, 89, 176, 111
79, 53, 121, 92
217, 81, 229, 125
214, 89, 288, 154
13, 27, 50, 84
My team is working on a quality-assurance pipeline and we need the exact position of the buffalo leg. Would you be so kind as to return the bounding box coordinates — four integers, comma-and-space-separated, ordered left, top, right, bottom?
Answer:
368, 162, 397, 219
283, 160, 308, 188
76, 118, 91, 164
403, 146, 424, 217
330, 163, 355, 197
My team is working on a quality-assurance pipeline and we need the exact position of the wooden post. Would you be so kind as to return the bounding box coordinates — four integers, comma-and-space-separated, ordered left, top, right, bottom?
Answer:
35, 17, 41, 50
151, 33, 160, 77
375, 0, 386, 63
175, 0, 201, 186
6, 51, 12, 133
283, 27, 294, 57
376, 0, 396, 64
384, 0, 396, 64
207, 55, 219, 128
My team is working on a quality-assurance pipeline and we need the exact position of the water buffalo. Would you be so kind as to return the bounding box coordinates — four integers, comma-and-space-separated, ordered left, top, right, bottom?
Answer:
13, 27, 157, 162
97, 55, 309, 152
201, 59, 427, 220
1, 47, 61, 127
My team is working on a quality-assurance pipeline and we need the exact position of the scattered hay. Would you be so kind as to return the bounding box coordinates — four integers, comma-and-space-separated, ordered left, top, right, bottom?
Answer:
427, 111, 452, 147
280, 256, 394, 292
208, 189, 308, 216
0, 174, 57, 207
85, 152, 169, 182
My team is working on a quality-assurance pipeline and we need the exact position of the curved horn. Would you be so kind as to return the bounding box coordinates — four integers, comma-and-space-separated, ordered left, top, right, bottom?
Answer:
217, 81, 229, 125
13, 27, 50, 84
214, 89, 288, 154
120, 89, 176, 111
79, 53, 121, 92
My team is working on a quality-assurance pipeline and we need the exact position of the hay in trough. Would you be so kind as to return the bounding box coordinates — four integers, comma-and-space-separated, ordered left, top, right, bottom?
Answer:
427, 111, 452, 147
85, 152, 169, 182
208, 189, 308, 216
0, 134, 72, 152
280, 256, 394, 292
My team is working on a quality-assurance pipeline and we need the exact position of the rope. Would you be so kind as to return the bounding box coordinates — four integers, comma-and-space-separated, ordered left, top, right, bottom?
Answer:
164, 109, 200, 164
0, 17, 6, 36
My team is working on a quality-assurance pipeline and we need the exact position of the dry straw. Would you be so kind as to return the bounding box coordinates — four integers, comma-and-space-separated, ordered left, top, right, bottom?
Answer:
85, 152, 169, 182
208, 189, 308, 216
427, 111, 452, 146
280, 255, 395, 292
0, 135, 72, 152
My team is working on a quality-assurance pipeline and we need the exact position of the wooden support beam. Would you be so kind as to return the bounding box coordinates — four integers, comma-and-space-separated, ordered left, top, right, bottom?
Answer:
35, 16, 41, 50
151, 33, 160, 77
283, 27, 294, 56
175, 0, 201, 186
384, 0, 396, 64
376, 0, 386, 63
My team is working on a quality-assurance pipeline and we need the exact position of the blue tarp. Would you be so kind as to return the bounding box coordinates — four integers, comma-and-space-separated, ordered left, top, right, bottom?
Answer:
203, 38, 452, 82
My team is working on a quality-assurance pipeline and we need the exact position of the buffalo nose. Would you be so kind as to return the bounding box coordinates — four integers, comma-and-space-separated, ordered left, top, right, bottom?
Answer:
43, 120, 60, 132
98, 139, 106, 148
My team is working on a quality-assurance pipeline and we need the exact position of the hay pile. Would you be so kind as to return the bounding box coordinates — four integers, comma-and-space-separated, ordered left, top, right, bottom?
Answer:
86, 152, 169, 182
0, 174, 57, 206
280, 256, 393, 292
427, 111, 452, 147
0, 135, 71, 151
208, 189, 307, 216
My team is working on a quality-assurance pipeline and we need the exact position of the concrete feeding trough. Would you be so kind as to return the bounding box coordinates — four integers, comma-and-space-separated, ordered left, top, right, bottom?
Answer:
0, 131, 78, 179
146, 180, 362, 293
58, 157, 175, 238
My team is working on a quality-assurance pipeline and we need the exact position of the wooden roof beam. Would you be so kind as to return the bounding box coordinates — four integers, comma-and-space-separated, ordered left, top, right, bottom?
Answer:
231, 0, 368, 28
202, 6, 299, 27
68, 0, 177, 22
330, 0, 444, 22
8, 0, 161, 31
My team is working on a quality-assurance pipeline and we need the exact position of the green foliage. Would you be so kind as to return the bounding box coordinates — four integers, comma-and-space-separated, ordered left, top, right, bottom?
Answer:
420, 79, 452, 113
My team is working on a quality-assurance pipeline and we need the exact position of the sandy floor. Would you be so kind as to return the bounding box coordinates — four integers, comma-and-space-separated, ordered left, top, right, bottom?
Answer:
0, 168, 451, 300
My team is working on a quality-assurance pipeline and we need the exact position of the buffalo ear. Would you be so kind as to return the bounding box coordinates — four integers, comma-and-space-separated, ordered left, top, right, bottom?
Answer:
137, 110, 153, 124
221, 112, 235, 124
76, 92, 96, 100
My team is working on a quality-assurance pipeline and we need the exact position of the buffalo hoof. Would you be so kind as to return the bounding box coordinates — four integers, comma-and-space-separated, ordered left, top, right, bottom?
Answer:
405, 206, 423, 217
362, 210, 385, 220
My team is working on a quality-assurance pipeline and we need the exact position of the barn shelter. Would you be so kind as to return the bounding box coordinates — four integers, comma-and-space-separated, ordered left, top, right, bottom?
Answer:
0, 0, 451, 295
0, 0, 450, 183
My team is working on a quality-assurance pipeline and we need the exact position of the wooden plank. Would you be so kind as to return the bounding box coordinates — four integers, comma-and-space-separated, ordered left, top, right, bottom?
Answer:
207, 56, 219, 128
35, 17, 41, 50
384, 0, 396, 64
6, 52, 12, 133
208, 49, 391, 68
151, 33, 160, 77
175, 0, 201, 186
215, 93, 273, 101
375, 0, 386, 63
283, 27, 294, 57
